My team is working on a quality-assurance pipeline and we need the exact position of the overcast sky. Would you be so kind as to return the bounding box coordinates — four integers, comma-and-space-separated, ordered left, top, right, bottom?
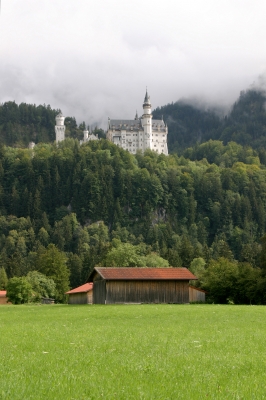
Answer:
1, 0, 266, 127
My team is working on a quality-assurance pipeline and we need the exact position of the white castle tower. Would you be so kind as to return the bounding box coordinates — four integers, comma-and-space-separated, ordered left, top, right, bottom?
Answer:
142, 89, 152, 150
55, 112, 65, 143
83, 129, 89, 141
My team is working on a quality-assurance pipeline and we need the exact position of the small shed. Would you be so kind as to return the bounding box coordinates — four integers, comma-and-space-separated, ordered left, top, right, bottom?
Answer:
66, 283, 93, 304
189, 286, 206, 303
41, 297, 55, 304
88, 267, 197, 304
0, 291, 10, 305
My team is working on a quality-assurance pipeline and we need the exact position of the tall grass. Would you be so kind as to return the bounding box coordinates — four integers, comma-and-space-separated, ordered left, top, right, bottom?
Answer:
0, 304, 266, 399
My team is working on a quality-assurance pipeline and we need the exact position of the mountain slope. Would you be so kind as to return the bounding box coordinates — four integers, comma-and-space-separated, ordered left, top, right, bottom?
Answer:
153, 89, 266, 153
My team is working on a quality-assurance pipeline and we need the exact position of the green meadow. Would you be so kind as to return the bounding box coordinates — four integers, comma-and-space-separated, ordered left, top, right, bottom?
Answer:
1, 305, 266, 400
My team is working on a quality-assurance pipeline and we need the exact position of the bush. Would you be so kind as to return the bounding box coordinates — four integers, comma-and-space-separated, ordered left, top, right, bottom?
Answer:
6, 277, 33, 304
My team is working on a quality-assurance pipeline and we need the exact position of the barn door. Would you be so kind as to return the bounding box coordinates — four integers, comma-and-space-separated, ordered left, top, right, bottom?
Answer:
93, 280, 106, 304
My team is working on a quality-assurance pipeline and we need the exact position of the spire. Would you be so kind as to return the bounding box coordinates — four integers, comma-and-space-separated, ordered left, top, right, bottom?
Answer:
143, 87, 151, 105
143, 88, 151, 114
135, 110, 138, 120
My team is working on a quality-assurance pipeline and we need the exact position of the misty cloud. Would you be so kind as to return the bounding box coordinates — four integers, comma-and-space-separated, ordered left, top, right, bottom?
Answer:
1, 0, 266, 128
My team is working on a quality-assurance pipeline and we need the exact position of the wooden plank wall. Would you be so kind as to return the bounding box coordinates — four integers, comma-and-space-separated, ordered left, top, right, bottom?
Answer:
87, 291, 93, 304
189, 287, 205, 302
93, 280, 106, 304
68, 293, 88, 304
105, 280, 190, 304
68, 291, 93, 304
0, 297, 9, 305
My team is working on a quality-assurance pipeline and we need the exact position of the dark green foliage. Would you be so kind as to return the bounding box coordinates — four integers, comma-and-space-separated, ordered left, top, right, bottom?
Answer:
36, 244, 69, 303
153, 101, 221, 153
199, 258, 264, 304
153, 89, 266, 155
26, 271, 56, 301
202, 258, 239, 303
6, 276, 32, 304
0, 267, 8, 289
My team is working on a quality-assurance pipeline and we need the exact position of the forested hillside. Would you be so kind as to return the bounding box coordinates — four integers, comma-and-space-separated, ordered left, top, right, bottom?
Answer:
153, 89, 266, 153
0, 139, 266, 303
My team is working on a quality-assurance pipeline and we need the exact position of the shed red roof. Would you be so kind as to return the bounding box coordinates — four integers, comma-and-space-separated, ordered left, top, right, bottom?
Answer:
66, 283, 93, 295
93, 267, 197, 281
0, 291, 7, 297
189, 286, 207, 293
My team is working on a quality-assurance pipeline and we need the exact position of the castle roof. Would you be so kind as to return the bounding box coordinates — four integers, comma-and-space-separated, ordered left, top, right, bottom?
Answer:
108, 119, 167, 132
109, 119, 142, 130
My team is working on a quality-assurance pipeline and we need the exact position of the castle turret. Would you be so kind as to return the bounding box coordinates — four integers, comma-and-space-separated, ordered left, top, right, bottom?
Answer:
142, 89, 152, 150
55, 112, 65, 143
84, 129, 89, 141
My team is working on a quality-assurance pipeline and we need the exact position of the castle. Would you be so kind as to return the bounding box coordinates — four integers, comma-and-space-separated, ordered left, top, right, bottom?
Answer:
106, 90, 168, 155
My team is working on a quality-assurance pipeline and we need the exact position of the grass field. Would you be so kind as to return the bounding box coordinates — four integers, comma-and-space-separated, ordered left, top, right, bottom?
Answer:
0, 304, 266, 400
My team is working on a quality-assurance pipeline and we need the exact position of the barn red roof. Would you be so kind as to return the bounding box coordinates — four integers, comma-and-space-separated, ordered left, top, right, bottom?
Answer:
0, 291, 7, 297
93, 267, 197, 281
66, 283, 93, 295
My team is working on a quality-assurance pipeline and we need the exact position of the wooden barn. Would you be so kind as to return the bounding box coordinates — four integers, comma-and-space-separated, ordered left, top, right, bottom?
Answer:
88, 267, 197, 304
189, 286, 206, 302
66, 283, 93, 304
